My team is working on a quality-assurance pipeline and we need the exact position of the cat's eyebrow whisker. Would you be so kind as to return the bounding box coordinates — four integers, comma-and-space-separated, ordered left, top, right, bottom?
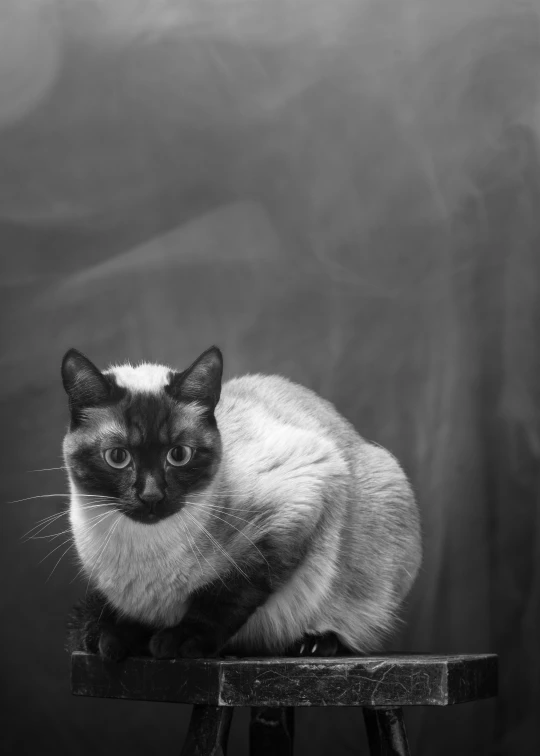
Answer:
184, 511, 251, 583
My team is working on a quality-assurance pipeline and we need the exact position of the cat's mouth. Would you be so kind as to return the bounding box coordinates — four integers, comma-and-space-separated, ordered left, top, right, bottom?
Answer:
120, 499, 182, 525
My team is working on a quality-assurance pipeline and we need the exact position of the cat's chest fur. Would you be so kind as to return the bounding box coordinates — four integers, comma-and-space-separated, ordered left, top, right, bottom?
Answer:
70, 495, 196, 626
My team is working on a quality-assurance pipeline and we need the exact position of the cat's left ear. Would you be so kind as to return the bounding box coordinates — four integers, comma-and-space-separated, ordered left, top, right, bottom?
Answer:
168, 346, 223, 411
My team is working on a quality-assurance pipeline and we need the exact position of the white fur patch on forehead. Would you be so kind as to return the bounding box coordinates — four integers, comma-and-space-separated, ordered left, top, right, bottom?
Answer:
105, 363, 172, 394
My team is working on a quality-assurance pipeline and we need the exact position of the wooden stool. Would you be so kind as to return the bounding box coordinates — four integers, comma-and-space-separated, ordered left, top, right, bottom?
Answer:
71, 652, 497, 755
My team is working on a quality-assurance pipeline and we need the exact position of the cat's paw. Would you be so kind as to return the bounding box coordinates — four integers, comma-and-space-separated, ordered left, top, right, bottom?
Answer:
295, 633, 340, 657
98, 630, 130, 662
149, 629, 185, 659
175, 636, 220, 659
149, 629, 219, 659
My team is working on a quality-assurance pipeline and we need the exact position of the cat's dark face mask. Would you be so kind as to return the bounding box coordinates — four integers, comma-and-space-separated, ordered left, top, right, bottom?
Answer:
61, 347, 223, 524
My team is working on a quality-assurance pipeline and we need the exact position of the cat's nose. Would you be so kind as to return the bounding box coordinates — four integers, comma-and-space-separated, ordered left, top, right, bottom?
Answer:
138, 477, 164, 507
138, 491, 164, 506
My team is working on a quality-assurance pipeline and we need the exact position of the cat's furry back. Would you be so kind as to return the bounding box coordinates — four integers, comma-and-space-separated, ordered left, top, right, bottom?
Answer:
65, 352, 421, 655
213, 374, 421, 652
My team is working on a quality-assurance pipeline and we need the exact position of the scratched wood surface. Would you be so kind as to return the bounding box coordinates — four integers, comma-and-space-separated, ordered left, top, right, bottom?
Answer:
71, 652, 497, 707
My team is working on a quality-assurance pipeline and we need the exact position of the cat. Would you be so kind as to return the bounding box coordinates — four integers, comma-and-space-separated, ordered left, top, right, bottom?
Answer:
62, 346, 421, 660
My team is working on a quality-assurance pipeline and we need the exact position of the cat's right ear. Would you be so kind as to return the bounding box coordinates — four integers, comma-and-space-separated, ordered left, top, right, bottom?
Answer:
61, 349, 111, 418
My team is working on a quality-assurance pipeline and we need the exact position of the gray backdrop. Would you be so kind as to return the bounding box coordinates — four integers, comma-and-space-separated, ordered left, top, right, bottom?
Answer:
1, 2, 539, 754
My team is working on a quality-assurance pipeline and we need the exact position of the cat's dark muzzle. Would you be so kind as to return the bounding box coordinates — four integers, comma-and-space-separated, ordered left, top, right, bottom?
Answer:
124, 497, 181, 524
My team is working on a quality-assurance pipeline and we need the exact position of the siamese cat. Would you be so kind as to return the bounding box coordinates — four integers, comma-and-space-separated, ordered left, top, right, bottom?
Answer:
62, 346, 421, 660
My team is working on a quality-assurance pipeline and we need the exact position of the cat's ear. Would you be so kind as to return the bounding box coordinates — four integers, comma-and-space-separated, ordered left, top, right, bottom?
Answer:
168, 346, 223, 410
61, 349, 111, 415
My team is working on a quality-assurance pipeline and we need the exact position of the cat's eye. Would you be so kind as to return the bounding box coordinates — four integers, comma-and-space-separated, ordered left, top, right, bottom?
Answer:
104, 448, 131, 469
166, 446, 193, 467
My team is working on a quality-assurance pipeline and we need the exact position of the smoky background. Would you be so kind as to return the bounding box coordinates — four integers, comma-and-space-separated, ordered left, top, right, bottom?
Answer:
1, 1, 539, 754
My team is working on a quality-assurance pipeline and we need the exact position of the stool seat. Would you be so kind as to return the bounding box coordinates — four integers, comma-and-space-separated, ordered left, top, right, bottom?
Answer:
72, 652, 497, 707
71, 652, 498, 755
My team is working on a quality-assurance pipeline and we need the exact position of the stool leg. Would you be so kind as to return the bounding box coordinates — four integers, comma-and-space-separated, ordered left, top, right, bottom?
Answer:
363, 707, 410, 756
180, 705, 233, 756
249, 707, 295, 756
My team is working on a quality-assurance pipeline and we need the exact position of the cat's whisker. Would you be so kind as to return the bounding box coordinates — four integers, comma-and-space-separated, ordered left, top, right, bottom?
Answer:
77, 501, 119, 512
69, 514, 117, 586
85, 515, 122, 596
81, 512, 118, 593
22, 502, 115, 541
8, 493, 118, 504
189, 503, 268, 545
182, 512, 229, 588
21, 511, 68, 539
187, 499, 264, 519
182, 520, 229, 590
188, 501, 267, 531
186, 495, 256, 512
29, 528, 73, 541
38, 534, 76, 565
27, 466, 68, 472
38, 511, 113, 563
28, 508, 115, 541
192, 507, 270, 568
45, 541, 78, 583
82, 494, 121, 499
70, 564, 87, 585
189, 487, 243, 496
8, 493, 72, 504
43, 511, 114, 582
179, 520, 204, 574
70, 525, 113, 584
80, 510, 118, 534
184, 511, 250, 583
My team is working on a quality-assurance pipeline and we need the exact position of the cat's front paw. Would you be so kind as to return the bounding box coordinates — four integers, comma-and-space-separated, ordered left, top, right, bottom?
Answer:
98, 630, 130, 662
293, 633, 340, 657
149, 629, 186, 659
149, 629, 219, 659
149, 629, 178, 659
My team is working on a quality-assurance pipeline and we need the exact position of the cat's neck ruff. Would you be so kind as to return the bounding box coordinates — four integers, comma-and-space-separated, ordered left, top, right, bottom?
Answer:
68, 472, 227, 626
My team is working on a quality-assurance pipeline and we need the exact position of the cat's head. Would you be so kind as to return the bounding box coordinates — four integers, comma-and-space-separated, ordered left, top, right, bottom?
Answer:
61, 346, 223, 524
